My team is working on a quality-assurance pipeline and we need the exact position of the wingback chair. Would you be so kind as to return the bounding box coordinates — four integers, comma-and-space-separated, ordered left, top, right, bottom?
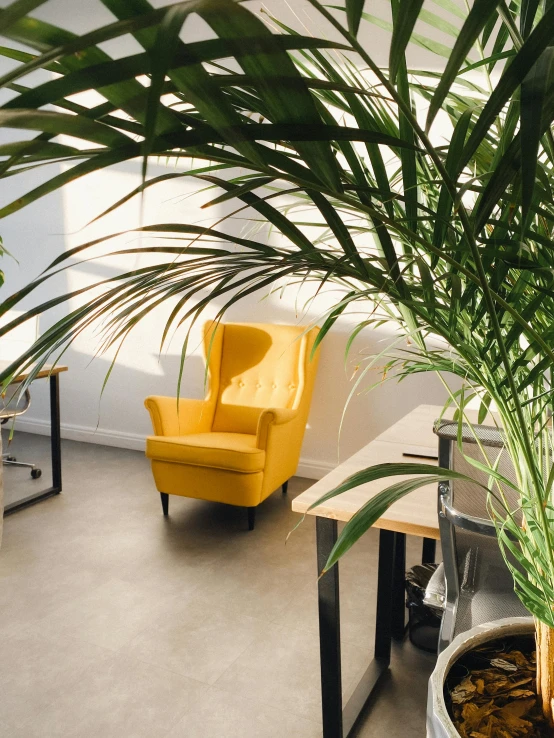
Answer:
144, 321, 320, 530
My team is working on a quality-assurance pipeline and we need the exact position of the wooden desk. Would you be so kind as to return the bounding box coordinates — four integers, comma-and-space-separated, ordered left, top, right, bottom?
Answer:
292, 404, 445, 738
1, 363, 68, 515
0, 363, 69, 383
292, 438, 440, 540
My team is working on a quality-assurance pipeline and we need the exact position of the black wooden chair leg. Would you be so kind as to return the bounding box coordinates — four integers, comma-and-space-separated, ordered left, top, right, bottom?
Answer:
160, 492, 169, 516
282, 480, 289, 494
247, 506, 256, 531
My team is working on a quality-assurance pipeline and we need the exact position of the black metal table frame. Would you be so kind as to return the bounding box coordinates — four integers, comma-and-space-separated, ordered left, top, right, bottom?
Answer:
316, 517, 436, 738
3, 373, 62, 516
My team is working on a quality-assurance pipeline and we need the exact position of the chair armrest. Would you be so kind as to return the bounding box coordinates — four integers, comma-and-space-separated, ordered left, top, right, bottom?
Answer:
256, 408, 298, 449
144, 395, 214, 437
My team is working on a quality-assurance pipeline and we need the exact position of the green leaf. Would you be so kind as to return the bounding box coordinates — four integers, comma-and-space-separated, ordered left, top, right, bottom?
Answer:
0, 5, 181, 87
418, 8, 462, 38
0, 120, 419, 220
521, 0, 541, 37
193, 174, 318, 254
0, 0, 47, 32
0, 11, 179, 132
311, 294, 355, 359
308, 462, 485, 513
197, 1, 342, 191
432, 106, 473, 253
430, 0, 466, 21
0, 108, 130, 147
308, 191, 365, 269
459, 4, 554, 174
389, 0, 424, 83
46, 223, 281, 270
103, 0, 270, 170
361, 11, 454, 59
201, 176, 275, 209
346, 0, 365, 36
425, 0, 503, 131
520, 47, 554, 233
141, 3, 189, 178
1, 37, 348, 113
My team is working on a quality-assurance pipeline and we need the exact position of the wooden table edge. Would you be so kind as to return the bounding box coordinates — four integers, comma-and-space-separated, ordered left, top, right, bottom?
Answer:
291, 502, 440, 540
11, 365, 68, 382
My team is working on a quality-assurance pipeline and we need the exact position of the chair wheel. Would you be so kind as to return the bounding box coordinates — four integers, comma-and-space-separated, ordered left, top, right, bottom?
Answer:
6, 455, 16, 462
31, 468, 42, 479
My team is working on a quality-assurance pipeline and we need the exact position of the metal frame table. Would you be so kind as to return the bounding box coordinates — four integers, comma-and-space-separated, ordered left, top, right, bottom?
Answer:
292, 405, 449, 738
2, 365, 67, 515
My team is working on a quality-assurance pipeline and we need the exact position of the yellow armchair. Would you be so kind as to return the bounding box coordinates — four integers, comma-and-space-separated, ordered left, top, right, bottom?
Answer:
144, 321, 320, 529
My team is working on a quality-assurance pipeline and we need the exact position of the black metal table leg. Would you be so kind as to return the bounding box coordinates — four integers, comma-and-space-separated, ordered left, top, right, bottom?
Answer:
316, 519, 394, 738
4, 373, 63, 516
342, 528, 394, 735
422, 537, 436, 564
50, 373, 62, 492
374, 529, 396, 660
317, 517, 343, 738
391, 532, 407, 641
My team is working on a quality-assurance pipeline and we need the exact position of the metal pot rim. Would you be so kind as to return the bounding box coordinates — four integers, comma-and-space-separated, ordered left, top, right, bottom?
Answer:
428, 616, 535, 737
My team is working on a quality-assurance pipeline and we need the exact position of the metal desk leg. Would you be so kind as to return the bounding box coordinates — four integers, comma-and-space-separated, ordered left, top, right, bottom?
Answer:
4, 373, 62, 516
50, 373, 62, 492
317, 519, 395, 738
317, 517, 343, 738
422, 537, 436, 564
374, 530, 395, 661
391, 532, 407, 641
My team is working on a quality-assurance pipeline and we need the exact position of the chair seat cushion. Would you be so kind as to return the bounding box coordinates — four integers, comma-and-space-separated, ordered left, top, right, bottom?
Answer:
146, 432, 265, 473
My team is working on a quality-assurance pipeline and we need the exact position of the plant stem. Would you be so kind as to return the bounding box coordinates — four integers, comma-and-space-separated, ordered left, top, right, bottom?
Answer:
536, 618, 554, 724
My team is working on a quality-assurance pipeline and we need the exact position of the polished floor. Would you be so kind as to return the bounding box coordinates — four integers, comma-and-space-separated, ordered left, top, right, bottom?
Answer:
0, 432, 437, 737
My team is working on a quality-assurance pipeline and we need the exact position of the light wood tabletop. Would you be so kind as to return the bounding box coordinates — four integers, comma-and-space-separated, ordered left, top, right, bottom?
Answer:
292, 402, 501, 539
0, 361, 68, 383
292, 404, 447, 539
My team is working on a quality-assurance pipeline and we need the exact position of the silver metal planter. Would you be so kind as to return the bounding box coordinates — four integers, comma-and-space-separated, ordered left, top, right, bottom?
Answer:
426, 617, 535, 737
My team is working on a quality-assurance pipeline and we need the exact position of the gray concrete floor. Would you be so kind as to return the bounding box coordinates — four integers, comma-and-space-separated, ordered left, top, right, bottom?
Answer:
0, 432, 437, 737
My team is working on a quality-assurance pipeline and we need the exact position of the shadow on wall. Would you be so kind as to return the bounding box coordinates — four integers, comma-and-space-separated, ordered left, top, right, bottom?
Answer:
0, 125, 454, 479
0, 0, 456, 475
1, 234, 456, 474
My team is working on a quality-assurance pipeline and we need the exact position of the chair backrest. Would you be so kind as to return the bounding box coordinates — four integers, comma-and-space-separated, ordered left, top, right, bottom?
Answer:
434, 421, 526, 650
204, 322, 317, 435
437, 420, 520, 520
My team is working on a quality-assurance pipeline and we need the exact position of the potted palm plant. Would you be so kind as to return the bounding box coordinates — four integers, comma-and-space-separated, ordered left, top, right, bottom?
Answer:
2, 0, 554, 732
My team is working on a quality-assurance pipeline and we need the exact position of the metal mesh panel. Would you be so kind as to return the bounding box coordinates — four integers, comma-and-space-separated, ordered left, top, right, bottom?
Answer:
435, 420, 521, 521
435, 420, 505, 448
435, 421, 527, 639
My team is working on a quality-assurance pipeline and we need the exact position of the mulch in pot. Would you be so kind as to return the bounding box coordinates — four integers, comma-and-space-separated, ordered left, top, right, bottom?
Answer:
443, 634, 554, 737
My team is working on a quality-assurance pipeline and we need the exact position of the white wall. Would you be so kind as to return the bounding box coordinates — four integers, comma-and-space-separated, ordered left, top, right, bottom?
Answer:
0, 1, 459, 477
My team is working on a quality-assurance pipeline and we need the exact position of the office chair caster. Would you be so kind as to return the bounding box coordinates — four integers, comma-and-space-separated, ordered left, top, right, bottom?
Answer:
31, 468, 42, 479
6, 455, 16, 462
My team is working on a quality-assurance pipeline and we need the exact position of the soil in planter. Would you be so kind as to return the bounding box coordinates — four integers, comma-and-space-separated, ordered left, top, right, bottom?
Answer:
444, 634, 554, 738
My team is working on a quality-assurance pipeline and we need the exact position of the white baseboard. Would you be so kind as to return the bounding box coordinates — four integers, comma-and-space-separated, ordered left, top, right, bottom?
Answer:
12, 417, 334, 480
13, 417, 146, 452
295, 458, 335, 480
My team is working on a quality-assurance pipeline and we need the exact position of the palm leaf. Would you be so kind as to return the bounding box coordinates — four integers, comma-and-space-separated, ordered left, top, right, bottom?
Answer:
425, 0, 503, 130
346, 0, 365, 36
